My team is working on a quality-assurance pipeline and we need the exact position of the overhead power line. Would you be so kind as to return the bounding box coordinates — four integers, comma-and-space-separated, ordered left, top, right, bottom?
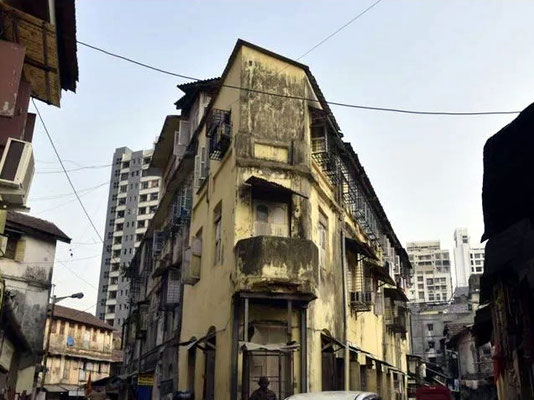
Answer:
36, 164, 111, 175
32, 99, 104, 243
77, 41, 521, 116
31, 181, 108, 201
296, 0, 383, 61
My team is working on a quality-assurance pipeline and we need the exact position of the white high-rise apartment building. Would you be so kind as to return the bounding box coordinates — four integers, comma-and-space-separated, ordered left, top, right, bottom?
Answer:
96, 147, 161, 329
453, 228, 485, 288
406, 241, 453, 303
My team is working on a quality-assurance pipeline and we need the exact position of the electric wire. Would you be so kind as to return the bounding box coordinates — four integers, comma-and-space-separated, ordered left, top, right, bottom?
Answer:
31, 182, 108, 202
36, 164, 111, 174
32, 99, 104, 243
76, 40, 521, 117
295, 0, 384, 61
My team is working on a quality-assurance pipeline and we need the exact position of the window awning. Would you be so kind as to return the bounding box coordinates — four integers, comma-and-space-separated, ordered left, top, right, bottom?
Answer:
321, 334, 346, 352
365, 262, 395, 286
384, 287, 409, 303
245, 176, 307, 198
239, 341, 300, 352
345, 236, 378, 260
348, 344, 372, 356
180, 331, 216, 351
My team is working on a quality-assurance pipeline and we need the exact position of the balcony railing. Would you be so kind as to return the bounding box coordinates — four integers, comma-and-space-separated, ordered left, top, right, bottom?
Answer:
310, 116, 381, 243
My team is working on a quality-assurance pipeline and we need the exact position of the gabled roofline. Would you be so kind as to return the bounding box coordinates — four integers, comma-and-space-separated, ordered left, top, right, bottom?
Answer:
6, 211, 71, 243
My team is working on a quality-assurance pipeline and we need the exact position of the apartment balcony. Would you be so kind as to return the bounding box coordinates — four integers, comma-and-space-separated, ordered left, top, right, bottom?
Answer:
386, 314, 407, 334
234, 236, 318, 298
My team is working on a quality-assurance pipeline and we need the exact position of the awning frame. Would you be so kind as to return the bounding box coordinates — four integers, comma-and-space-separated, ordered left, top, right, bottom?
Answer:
245, 176, 308, 199
345, 236, 378, 260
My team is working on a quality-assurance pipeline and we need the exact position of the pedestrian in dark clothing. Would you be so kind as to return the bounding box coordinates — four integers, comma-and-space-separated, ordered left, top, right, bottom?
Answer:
249, 377, 277, 400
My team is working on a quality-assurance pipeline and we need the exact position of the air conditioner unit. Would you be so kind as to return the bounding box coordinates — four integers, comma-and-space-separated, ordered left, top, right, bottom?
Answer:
0, 138, 34, 206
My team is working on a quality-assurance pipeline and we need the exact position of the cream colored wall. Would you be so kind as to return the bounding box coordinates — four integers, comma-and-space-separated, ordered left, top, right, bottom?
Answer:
179, 43, 411, 400
178, 48, 242, 396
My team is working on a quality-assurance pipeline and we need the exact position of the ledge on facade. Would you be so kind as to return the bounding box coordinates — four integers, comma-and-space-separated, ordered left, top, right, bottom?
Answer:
234, 236, 318, 296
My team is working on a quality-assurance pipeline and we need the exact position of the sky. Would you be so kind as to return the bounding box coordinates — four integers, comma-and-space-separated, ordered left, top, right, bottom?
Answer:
27, 0, 534, 312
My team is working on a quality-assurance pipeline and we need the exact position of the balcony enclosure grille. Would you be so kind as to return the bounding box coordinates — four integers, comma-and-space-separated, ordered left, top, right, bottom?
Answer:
310, 108, 382, 245
207, 109, 232, 160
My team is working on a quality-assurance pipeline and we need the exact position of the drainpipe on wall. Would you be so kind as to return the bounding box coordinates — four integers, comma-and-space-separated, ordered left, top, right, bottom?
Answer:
340, 229, 350, 390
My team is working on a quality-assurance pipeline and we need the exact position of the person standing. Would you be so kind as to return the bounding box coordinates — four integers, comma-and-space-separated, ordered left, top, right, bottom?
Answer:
249, 377, 277, 400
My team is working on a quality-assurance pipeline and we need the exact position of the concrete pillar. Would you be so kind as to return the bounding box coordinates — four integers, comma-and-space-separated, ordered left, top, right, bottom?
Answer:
349, 361, 360, 391
367, 365, 378, 394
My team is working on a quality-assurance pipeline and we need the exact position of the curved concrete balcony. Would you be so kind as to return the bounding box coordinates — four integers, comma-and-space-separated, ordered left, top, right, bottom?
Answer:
234, 236, 318, 297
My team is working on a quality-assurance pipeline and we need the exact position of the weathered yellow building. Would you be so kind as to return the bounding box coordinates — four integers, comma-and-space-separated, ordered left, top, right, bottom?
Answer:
124, 40, 412, 400
42, 305, 117, 397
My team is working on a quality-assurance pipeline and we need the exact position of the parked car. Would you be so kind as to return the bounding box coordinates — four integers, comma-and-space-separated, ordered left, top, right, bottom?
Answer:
415, 385, 451, 400
285, 391, 380, 400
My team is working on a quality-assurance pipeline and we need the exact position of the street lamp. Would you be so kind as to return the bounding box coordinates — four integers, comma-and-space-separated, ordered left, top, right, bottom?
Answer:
40, 292, 85, 391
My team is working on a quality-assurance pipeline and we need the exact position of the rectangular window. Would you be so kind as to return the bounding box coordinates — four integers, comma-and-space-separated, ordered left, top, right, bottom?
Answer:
139, 194, 148, 202
253, 199, 289, 237
214, 203, 222, 265
194, 147, 208, 188
139, 207, 147, 215
141, 182, 149, 190
318, 211, 328, 269
137, 220, 146, 228
60, 321, 65, 335
117, 211, 125, 218
150, 193, 158, 201
151, 180, 159, 188
120, 173, 128, 181
427, 324, 433, 332
4, 235, 19, 260
119, 185, 127, 193
149, 206, 157, 214
428, 341, 435, 349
